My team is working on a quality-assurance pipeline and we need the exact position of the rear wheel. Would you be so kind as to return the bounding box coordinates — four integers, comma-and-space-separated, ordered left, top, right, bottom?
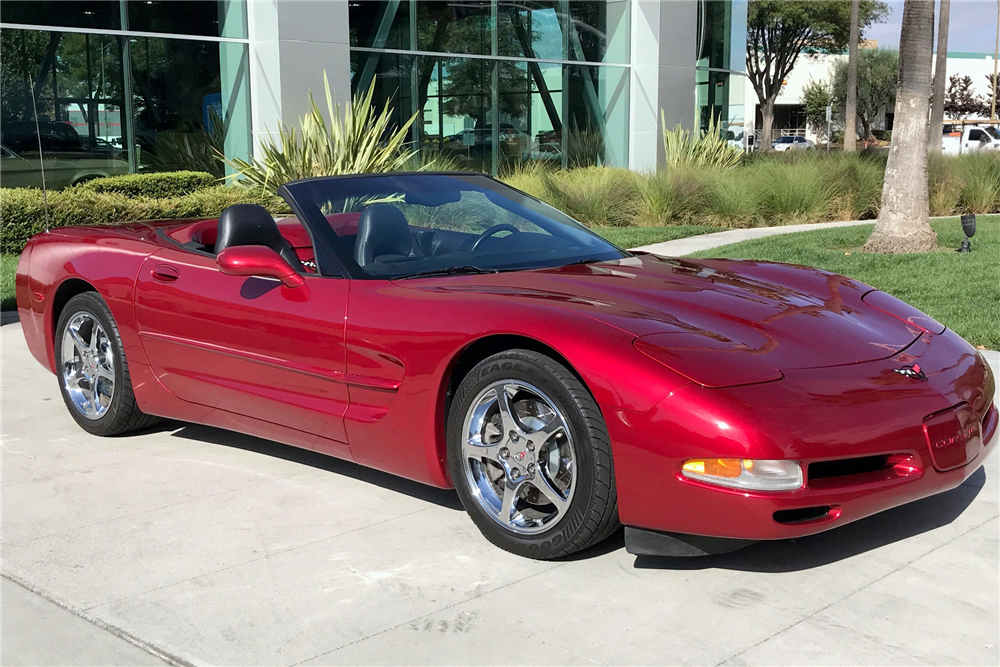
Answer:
55, 292, 158, 436
447, 349, 619, 559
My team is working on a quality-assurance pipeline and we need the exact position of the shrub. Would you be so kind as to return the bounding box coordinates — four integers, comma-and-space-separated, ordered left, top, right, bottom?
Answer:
536, 167, 640, 227
223, 74, 421, 191
0, 185, 289, 254
74, 170, 217, 198
660, 112, 742, 171
701, 172, 760, 227
957, 152, 1000, 214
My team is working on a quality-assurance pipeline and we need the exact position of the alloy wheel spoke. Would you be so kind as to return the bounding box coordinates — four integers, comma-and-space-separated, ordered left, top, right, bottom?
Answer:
94, 364, 115, 383
531, 414, 566, 443
498, 478, 524, 526
67, 325, 89, 358
494, 385, 522, 436
464, 435, 503, 464
530, 469, 570, 513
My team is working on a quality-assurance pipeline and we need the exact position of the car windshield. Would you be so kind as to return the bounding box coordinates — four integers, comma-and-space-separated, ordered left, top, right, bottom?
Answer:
281, 173, 630, 279
776, 137, 794, 144
984, 126, 1000, 140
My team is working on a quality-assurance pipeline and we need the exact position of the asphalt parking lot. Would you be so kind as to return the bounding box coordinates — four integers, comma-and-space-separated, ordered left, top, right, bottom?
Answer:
2, 319, 998, 666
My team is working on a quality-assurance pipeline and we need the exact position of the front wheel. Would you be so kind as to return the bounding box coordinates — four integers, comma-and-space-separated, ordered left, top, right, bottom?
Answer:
447, 349, 619, 559
55, 292, 158, 436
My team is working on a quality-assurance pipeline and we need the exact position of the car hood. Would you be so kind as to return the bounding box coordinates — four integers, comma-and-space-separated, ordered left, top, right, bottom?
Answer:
406, 253, 925, 373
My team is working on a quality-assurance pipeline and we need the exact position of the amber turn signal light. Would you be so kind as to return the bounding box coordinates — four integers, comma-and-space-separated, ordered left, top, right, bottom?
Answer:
681, 458, 803, 491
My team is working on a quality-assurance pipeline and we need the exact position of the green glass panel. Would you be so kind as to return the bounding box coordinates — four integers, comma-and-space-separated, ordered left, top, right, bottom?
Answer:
129, 35, 250, 175
126, 0, 247, 38
0, 28, 130, 189
0, 1, 121, 30
350, 1, 411, 50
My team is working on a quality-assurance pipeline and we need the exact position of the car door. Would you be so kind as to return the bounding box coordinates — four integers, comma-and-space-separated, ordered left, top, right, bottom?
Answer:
133, 240, 351, 446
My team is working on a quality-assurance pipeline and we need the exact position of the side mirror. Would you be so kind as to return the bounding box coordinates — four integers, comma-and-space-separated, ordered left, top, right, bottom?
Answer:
217, 245, 305, 288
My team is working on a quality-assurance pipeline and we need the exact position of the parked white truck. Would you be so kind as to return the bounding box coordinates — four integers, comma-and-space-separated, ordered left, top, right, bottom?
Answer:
942, 124, 1000, 155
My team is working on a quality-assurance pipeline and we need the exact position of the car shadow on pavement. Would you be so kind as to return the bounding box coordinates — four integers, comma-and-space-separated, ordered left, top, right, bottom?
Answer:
163, 421, 464, 511
632, 467, 987, 572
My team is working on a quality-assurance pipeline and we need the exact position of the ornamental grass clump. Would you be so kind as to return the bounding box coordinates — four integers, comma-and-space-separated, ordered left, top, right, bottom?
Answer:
222, 73, 420, 191
660, 112, 743, 171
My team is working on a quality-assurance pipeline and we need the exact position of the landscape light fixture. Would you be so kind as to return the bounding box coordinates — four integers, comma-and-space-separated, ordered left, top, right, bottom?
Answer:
958, 214, 976, 253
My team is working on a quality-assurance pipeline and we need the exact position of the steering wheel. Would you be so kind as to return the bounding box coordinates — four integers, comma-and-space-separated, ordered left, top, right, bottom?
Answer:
471, 223, 521, 251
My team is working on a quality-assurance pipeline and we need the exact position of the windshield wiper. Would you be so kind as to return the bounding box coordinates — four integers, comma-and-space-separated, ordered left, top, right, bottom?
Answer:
561, 257, 606, 267
396, 265, 500, 280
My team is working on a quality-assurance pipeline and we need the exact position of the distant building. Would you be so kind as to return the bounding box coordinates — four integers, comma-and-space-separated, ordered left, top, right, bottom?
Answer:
746, 45, 999, 145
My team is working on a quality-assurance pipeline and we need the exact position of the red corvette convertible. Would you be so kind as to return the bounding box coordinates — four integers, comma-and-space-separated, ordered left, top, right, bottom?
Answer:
16, 173, 997, 559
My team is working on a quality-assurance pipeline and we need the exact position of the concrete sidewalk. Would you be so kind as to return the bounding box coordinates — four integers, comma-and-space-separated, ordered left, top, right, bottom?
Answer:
632, 219, 876, 257
2, 323, 998, 666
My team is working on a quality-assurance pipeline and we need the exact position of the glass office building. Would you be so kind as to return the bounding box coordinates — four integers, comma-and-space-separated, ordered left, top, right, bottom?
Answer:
0, 0, 747, 184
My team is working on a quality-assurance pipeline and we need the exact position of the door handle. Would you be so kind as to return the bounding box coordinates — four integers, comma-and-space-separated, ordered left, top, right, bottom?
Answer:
150, 265, 180, 283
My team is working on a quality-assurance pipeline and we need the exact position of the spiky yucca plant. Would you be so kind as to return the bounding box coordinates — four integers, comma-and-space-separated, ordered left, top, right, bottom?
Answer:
660, 111, 743, 171
222, 73, 420, 191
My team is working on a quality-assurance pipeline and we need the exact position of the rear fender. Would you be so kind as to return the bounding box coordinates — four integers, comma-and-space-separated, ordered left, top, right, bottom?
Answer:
20, 233, 157, 376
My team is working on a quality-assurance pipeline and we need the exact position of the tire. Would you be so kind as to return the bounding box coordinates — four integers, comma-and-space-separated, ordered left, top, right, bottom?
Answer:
447, 349, 619, 559
55, 292, 158, 436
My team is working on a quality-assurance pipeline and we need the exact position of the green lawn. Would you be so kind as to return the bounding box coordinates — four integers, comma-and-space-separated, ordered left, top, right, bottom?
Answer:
593, 225, 723, 249
1, 254, 17, 311
691, 216, 1000, 350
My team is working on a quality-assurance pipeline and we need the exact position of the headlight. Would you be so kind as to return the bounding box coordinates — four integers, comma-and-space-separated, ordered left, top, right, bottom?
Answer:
681, 458, 803, 491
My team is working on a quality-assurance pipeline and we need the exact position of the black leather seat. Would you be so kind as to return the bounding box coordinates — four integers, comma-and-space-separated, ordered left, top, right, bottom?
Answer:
216, 204, 300, 267
354, 204, 423, 266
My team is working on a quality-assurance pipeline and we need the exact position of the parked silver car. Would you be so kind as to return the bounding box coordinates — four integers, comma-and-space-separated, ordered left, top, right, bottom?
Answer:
772, 136, 815, 152
0, 143, 129, 189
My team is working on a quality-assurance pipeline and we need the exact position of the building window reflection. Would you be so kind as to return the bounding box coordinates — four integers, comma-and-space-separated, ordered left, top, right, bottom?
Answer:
350, 0, 630, 173
0, 0, 250, 187
695, 0, 747, 144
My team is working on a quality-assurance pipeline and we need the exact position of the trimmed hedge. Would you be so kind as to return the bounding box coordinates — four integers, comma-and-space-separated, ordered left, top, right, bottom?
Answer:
0, 185, 291, 254
73, 170, 217, 198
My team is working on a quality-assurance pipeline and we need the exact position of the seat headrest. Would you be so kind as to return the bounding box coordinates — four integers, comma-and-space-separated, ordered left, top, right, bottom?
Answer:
354, 204, 422, 266
216, 204, 301, 267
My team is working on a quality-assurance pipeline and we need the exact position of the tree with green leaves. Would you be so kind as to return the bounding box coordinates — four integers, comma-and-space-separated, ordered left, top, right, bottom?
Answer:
832, 48, 898, 142
944, 75, 986, 119
746, 0, 888, 150
802, 80, 834, 139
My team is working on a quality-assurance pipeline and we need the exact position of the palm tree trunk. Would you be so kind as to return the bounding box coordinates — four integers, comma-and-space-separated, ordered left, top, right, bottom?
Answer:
844, 0, 860, 153
929, 0, 950, 153
864, 0, 937, 253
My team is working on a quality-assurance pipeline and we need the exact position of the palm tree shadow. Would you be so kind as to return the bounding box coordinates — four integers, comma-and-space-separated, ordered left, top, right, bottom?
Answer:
161, 421, 464, 511
633, 467, 988, 572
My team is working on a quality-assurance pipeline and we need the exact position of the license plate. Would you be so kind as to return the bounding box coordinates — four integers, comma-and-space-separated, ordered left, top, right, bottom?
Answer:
923, 404, 982, 471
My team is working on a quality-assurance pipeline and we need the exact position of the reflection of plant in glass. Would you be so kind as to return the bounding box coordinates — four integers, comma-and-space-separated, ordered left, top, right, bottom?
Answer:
221, 73, 421, 192
145, 107, 226, 177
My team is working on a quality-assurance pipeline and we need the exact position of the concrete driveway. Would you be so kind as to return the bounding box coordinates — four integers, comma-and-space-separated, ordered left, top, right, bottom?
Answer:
2, 319, 998, 666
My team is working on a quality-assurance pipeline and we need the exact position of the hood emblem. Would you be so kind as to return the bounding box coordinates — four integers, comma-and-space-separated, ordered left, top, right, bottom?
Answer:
893, 363, 928, 381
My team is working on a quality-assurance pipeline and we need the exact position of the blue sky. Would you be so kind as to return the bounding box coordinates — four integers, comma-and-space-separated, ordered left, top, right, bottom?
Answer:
865, 0, 999, 53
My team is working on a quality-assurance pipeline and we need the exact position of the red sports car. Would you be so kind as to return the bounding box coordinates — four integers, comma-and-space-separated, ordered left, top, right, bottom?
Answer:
15, 173, 997, 559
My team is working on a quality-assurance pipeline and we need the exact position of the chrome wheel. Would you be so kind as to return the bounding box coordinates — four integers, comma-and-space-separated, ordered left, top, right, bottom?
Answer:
462, 381, 576, 535
60, 311, 115, 420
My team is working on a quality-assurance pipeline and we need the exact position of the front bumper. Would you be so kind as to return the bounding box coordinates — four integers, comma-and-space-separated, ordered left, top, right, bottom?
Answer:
607, 329, 997, 546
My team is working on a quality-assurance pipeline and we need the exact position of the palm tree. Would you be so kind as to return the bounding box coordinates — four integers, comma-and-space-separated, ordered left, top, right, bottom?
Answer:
929, 0, 951, 153
844, 0, 860, 153
864, 0, 937, 253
